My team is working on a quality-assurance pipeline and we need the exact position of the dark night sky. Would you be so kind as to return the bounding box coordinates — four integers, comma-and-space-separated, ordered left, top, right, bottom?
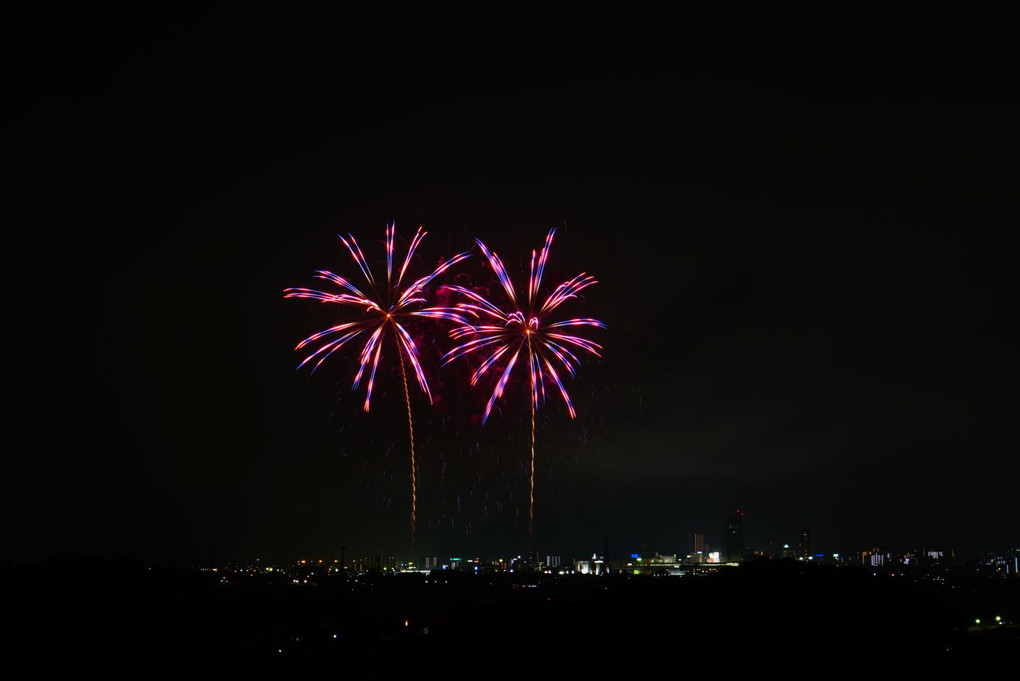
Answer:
4, 10, 1017, 567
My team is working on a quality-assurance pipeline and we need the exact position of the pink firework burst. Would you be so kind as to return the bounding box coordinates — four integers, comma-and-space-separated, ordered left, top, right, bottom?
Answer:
285, 222, 469, 411
441, 227, 605, 545
442, 227, 606, 425
284, 221, 470, 553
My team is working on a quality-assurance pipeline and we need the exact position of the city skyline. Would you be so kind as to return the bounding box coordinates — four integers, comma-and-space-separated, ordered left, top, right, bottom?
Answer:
4, 12, 1016, 569
32, 506, 1012, 571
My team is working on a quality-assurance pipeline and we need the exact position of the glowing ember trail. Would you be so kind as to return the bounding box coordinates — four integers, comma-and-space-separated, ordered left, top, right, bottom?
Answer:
442, 227, 605, 554
284, 222, 470, 552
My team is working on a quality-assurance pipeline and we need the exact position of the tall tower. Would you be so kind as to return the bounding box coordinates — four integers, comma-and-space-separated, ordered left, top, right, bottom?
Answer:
689, 531, 705, 564
797, 530, 814, 560
722, 509, 745, 563
690, 531, 705, 554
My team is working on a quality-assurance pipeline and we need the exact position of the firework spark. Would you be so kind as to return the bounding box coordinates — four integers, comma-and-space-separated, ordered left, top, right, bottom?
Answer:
284, 222, 470, 551
441, 227, 605, 547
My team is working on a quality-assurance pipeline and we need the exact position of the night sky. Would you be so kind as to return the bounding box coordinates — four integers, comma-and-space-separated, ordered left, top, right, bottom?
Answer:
5, 10, 1016, 568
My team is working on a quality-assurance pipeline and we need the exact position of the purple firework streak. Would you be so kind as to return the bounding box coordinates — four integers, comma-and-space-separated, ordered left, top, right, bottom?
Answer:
284, 222, 470, 552
441, 227, 605, 543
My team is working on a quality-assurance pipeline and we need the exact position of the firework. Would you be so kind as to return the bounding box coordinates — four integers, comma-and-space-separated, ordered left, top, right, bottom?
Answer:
441, 227, 605, 547
284, 222, 470, 550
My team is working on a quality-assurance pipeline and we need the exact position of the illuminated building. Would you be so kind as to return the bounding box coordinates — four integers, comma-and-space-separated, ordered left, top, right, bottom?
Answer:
574, 554, 608, 575
861, 548, 886, 567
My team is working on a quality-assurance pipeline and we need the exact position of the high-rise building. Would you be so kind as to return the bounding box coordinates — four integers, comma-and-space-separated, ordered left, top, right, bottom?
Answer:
690, 531, 705, 563
797, 530, 814, 559
690, 531, 705, 553
722, 509, 745, 563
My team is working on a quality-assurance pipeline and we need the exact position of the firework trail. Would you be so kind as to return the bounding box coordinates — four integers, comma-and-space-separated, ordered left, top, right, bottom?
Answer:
284, 222, 470, 553
442, 227, 605, 552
